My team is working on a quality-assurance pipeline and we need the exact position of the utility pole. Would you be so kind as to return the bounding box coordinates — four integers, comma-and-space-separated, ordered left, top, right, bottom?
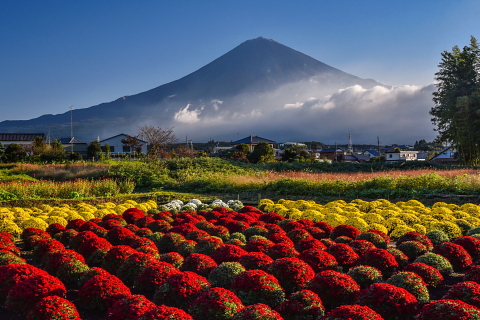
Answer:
348, 132, 353, 154
377, 137, 381, 157
69, 105, 74, 153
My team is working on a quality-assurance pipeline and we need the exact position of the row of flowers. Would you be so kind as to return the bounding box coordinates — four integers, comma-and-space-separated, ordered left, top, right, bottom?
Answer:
2, 199, 480, 319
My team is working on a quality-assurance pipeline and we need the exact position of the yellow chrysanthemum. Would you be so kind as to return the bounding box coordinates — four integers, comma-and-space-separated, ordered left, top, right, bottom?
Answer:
345, 217, 370, 233
412, 224, 427, 234
79, 211, 95, 221
451, 211, 471, 219
390, 225, 416, 240
323, 213, 347, 227
369, 223, 388, 235
66, 213, 85, 221
384, 217, 406, 232
45, 216, 68, 227
396, 212, 420, 226
363, 213, 385, 225
431, 221, 463, 240
432, 207, 453, 215
21, 218, 49, 231
0, 220, 22, 237
405, 199, 425, 207
378, 210, 398, 220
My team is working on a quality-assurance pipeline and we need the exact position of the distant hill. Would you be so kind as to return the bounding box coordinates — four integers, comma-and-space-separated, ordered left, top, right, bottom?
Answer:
1, 37, 434, 144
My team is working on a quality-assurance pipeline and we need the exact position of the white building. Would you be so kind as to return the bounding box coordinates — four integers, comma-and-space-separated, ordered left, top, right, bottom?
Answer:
99, 134, 148, 155
385, 150, 421, 162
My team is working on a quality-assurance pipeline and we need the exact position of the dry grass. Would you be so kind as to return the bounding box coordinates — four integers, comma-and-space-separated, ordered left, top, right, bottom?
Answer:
229, 168, 480, 184
11, 163, 111, 180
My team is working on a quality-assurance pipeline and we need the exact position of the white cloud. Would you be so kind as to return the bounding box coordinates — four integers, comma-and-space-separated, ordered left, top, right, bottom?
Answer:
174, 104, 201, 123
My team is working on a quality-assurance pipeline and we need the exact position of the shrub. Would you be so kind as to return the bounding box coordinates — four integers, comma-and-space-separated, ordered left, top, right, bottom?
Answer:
433, 242, 473, 271
403, 262, 444, 288
5, 274, 67, 313
77, 236, 112, 261
330, 225, 361, 240
348, 240, 376, 255
232, 303, 283, 320
354, 249, 399, 278
268, 232, 294, 246
194, 236, 224, 256
397, 231, 433, 250
426, 230, 450, 246
134, 260, 178, 292
32, 238, 65, 263
397, 241, 428, 261
0, 264, 49, 302
77, 274, 131, 311
101, 245, 138, 274
355, 283, 418, 320
106, 294, 156, 320
442, 281, 480, 308
415, 299, 480, 320
77, 267, 112, 288
266, 243, 299, 260
306, 270, 360, 310
387, 248, 409, 268
386, 271, 429, 303
158, 232, 187, 253
294, 238, 327, 252
159, 252, 184, 268
347, 265, 383, 289
26, 295, 81, 320
208, 262, 246, 289
453, 236, 480, 260
267, 257, 315, 294
328, 243, 359, 270
56, 259, 90, 285
153, 271, 210, 310
122, 208, 145, 224
211, 244, 248, 264
298, 248, 339, 273
188, 287, 245, 320
275, 289, 325, 320
231, 269, 285, 308
414, 252, 454, 276
322, 304, 384, 320
138, 305, 194, 320
244, 237, 275, 253
45, 223, 66, 237
181, 253, 218, 278
355, 232, 387, 249
117, 252, 159, 286
0, 250, 26, 266
238, 252, 274, 271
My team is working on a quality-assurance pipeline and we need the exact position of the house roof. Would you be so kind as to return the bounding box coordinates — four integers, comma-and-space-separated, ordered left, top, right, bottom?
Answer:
99, 133, 147, 144
0, 133, 45, 141
231, 135, 276, 145
59, 137, 86, 144
320, 148, 343, 153
364, 149, 380, 157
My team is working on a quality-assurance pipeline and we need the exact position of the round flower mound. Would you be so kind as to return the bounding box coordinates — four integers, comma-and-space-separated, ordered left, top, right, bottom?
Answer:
211, 244, 248, 264
42, 249, 86, 275
454, 236, 480, 260
322, 304, 384, 320
267, 257, 315, 294
426, 230, 450, 246
69, 231, 99, 251
268, 232, 294, 246
244, 237, 275, 253
56, 259, 90, 285
208, 262, 246, 289
106, 226, 135, 246
286, 228, 314, 244
304, 226, 328, 240
106, 294, 156, 320
298, 248, 339, 273
78, 273, 131, 311
188, 287, 245, 320
306, 270, 360, 310
414, 252, 454, 276
330, 225, 361, 241
77, 236, 112, 261
464, 265, 480, 283
275, 289, 325, 320
403, 262, 444, 288
5, 273, 67, 314
294, 238, 327, 253
59, 229, 79, 246
347, 265, 383, 289
65, 219, 86, 231
387, 248, 409, 268
32, 238, 65, 263
159, 252, 184, 268
348, 240, 376, 255
45, 223, 66, 237
154, 271, 210, 310
396, 231, 433, 250
397, 241, 428, 261
355, 231, 388, 249
266, 243, 299, 260
117, 252, 158, 286
238, 252, 274, 271
78, 267, 112, 288
328, 243, 359, 270
355, 249, 399, 278
355, 283, 418, 320
134, 260, 178, 292
386, 271, 429, 303
181, 253, 218, 277
193, 236, 224, 256
21, 228, 50, 250
433, 242, 473, 271
415, 299, 480, 320
101, 245, 138, 274
442, 281, 480, 308
138, 305, 194, 320
0, 250, 26, 266
232, 303, 284, 320
26, 295, 81, 320
0, 263, 49, 302
231, 269, 285, 308
122, 208, 146, 224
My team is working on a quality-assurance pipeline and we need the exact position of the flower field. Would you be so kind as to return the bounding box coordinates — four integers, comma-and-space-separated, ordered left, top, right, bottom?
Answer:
2, 198, 480, 319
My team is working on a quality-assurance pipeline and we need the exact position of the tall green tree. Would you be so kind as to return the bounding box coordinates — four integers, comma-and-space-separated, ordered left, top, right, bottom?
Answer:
430, 36, 480, 165
248, 142, 275, 164
3, 144, 27, 163
87, 140, 102, 160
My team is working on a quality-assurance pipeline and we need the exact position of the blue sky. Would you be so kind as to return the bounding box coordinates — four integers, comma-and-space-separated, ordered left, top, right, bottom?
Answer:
1, 1, 479, 123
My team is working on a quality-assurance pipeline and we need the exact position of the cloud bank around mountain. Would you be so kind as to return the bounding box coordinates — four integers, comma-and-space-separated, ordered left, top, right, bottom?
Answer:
168, 82, 437, 145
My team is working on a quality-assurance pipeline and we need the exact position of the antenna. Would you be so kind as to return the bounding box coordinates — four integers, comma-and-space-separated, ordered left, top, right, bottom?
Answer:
69, 105, 74, 153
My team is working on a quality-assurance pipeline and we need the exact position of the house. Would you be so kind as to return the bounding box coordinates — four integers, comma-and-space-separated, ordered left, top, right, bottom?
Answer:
279, 142, 307, 148
430, 146, 457, 163
99, 134, 148, 155
344, 153, 371, 163
0, 133, 46, 148
231, 135, 276, 152
319, 148, 344, 162
59, 137, 88, 157
364, 149, 380, 158
385, 150, 420, 162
